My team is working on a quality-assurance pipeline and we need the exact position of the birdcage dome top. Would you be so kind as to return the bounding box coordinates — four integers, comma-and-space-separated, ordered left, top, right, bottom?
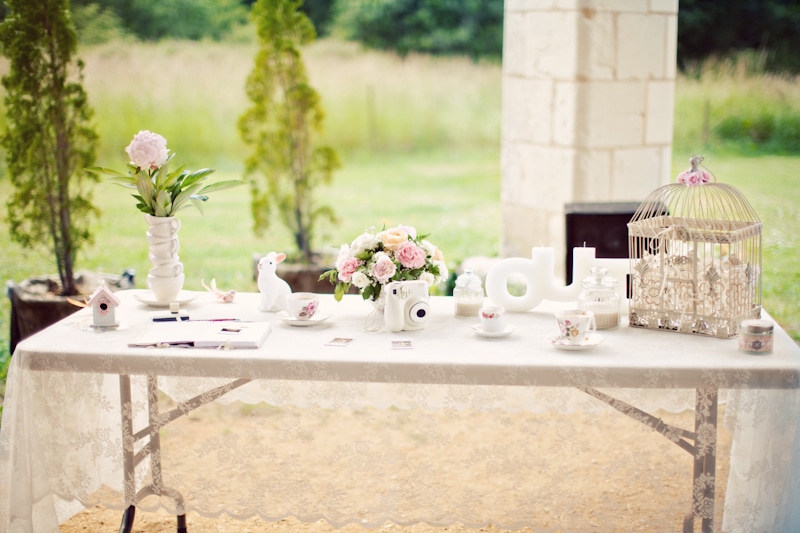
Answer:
629, 155, 761, 244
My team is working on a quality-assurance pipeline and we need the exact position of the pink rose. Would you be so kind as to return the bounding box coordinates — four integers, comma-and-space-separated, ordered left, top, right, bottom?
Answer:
395, 224, 417, 239
677, 170, 710, 186
126, 130, 169, 170
337, 257, 363, 283
395, 241, 427, 269
370, 252, 396, 283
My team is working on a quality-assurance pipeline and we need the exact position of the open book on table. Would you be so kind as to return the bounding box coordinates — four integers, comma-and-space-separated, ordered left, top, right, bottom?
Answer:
129, 320, 271, 349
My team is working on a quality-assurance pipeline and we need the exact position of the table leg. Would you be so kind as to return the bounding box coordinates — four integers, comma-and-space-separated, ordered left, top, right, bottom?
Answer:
118, 505, 135, 533
117, 374, 250, 531
119, 376, 136, 533
119, 376, 136, 509
578, 387, 718, 533
682, 388, 718, 533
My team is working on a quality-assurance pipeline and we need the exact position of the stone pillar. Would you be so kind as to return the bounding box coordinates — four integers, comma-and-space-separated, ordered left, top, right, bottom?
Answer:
501, 0, 678, 277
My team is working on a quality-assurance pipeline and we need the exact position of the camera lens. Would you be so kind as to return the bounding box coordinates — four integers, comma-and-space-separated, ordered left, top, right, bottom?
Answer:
408, 301, 430, 324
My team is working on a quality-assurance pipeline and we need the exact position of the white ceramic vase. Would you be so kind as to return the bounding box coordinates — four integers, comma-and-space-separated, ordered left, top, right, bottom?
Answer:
144, 214, 185, 302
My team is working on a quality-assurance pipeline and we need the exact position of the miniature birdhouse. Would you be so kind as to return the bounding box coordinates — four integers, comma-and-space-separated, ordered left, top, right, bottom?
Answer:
88, 282, 121, 328
627, 155, 762, 338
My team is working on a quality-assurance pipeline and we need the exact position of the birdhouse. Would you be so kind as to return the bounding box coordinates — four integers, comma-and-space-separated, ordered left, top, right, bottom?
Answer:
88, 282, 121, 328
627, 156, 762, 338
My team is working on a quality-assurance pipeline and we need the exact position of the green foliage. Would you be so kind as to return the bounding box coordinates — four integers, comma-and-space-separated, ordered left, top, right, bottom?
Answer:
678, 0, 800, 73
71, 3, 131, 45
334, 0, 503, 61
674, 52, 800, 155
70, 0, 249, 42
88, 154, 244, 217
0, 0, 99, 296
714, 112, 800, 153
239, 0, 340, 264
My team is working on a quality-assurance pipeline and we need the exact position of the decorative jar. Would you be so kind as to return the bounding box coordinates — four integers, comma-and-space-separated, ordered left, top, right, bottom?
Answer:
453, 269, 484, 317
578, 267, 620, 329
738, 319, 774, 355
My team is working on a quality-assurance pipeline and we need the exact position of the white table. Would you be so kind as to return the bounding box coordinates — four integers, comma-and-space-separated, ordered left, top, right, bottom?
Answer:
1, 290, 799, 532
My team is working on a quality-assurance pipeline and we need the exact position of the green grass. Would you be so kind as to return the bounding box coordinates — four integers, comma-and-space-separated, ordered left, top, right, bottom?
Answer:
0, 39, 799, 376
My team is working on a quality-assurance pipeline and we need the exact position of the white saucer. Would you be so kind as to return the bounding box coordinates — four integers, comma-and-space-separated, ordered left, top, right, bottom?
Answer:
133, 290, 198, 308
551, 332, 603, 351
472, 324, 515, 338
277, 311, 332, 327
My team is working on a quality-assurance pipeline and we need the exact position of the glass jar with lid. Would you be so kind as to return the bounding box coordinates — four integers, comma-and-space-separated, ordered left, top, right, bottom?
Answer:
578, 267, 620, 329
453, 269, 484, 317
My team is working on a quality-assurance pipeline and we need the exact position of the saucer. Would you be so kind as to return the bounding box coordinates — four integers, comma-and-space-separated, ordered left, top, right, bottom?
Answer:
551, 332, 603, 351
277, 311, 331, 327
133, 290, 198, 308
472, 324, 514, 338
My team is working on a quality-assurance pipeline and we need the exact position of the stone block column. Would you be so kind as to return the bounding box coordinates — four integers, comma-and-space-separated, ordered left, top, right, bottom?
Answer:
501, 0, 678, 277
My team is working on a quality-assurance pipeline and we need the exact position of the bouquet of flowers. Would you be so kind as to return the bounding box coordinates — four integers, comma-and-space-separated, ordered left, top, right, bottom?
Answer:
321, 225, 448, 301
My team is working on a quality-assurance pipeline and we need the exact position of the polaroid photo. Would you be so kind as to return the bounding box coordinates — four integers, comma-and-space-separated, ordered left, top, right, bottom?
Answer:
391, 340, 414, 350
325, 337, 355, 347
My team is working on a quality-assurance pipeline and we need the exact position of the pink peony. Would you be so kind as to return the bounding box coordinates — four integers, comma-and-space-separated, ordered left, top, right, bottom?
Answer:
126, 130, 169, 170
395, 241, 427, 269
337, 257, 363, 283
371, 253, 397, 283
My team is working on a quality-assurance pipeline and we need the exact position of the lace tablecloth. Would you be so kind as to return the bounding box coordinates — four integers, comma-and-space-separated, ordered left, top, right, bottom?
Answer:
1, 291, 799, 532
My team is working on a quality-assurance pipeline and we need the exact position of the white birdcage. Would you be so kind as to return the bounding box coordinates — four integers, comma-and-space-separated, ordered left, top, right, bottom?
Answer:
627, 156, 762, 338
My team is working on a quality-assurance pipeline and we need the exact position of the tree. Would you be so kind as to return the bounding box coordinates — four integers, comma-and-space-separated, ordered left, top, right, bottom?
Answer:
239, 0, 340, 265
0, 0, 99, 296
334, 0, 504, 61
677, 0, 800, 73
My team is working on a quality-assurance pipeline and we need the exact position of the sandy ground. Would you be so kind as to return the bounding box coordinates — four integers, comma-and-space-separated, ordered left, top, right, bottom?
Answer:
57, 397, 732, 533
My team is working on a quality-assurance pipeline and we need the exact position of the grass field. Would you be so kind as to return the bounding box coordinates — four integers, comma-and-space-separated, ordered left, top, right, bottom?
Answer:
0, 39, 798, 370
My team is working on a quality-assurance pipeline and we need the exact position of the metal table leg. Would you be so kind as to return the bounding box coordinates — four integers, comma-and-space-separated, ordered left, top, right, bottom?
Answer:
579, 387, 718, 533
685, 388, 718, 533
118, 374, 251, 533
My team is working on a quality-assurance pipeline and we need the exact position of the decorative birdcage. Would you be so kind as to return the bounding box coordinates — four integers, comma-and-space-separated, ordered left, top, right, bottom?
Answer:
627, 155, 762, 338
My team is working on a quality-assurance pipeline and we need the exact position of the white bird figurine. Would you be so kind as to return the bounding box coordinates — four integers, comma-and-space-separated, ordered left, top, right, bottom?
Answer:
201, 278, 236, 303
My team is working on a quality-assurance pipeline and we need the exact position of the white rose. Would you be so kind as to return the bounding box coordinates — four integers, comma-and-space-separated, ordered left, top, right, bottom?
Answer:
125, 130, 169, 170
422, 240, 445, 262
420, 272, 435, 287
351, 271, 370, 289
433, 260, 448, 282
351, 232, 379, 255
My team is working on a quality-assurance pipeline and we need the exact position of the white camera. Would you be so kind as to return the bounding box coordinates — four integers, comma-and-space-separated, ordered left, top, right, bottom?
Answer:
384, 280, 431, 332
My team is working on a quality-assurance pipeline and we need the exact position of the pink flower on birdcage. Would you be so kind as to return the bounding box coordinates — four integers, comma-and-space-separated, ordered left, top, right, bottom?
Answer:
677, 169, 711, 186
676, 154, 712, 186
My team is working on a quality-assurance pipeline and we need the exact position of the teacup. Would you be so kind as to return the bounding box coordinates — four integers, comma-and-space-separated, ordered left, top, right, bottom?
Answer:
286, 292, 319, 320
146, 217, 181, 238
149, 263, 183, 278
149, 239, 180, 256
479, 305, 506, 334
555, 309, 596, 345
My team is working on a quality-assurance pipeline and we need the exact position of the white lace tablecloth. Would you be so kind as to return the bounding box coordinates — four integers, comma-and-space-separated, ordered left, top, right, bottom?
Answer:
1, 291, 799, 532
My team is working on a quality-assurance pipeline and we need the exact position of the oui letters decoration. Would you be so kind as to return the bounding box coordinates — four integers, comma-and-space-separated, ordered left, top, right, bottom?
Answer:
627, 156, 762, 338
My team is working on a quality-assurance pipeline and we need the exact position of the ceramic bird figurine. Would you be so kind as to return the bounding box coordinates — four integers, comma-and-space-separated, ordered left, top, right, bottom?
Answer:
201, 278, 236, 303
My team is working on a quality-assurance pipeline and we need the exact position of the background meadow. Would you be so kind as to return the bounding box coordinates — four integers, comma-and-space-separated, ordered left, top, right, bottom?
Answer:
0, 39, 798, 367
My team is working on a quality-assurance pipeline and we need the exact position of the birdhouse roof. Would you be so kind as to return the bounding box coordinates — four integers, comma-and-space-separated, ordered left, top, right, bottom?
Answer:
88, 282, 121, 307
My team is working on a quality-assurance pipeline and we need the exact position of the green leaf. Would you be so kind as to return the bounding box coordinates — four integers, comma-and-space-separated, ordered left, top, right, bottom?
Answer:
85, 166, 128, 177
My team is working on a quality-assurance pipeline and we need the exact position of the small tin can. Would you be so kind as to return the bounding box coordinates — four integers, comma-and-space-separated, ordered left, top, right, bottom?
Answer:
739, 319, 774, 355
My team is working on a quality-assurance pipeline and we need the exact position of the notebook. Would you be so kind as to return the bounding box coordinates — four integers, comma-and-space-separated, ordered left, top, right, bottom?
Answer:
129, 321, 271, 349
